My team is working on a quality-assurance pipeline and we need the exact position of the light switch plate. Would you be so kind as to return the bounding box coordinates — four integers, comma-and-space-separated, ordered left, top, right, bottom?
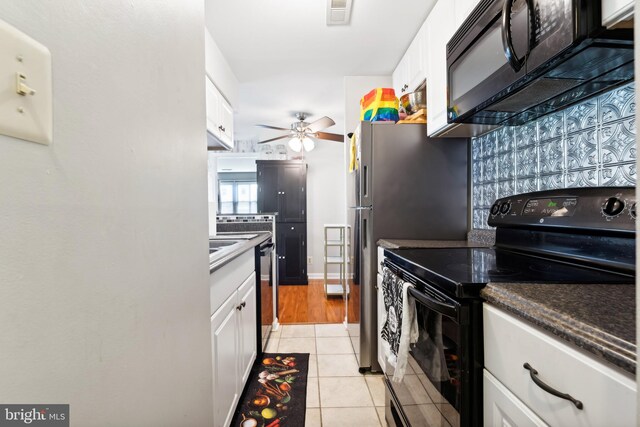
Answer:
0, 19, 52, 145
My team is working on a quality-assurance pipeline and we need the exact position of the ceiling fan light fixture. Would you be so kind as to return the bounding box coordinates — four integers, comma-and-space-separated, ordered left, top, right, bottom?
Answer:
302, 136, 315, 152
288, 137, 303, 152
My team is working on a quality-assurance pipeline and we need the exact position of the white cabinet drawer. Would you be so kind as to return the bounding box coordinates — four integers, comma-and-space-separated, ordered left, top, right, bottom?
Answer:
484, 304, 636, 427
484, 370, 548, 427
210, 249, 254, 314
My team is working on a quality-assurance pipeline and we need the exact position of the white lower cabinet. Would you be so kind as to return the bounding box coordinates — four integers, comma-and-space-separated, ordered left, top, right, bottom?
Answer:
484, 370, 548, 427
210, 250, 257, 427
211, 292, 240, 427
484, 304, 636, 427
238, 274, 257, 385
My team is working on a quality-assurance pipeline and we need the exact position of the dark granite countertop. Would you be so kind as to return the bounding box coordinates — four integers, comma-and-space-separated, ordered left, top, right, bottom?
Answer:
377, 239, 492, 249
482, 283, 636, 375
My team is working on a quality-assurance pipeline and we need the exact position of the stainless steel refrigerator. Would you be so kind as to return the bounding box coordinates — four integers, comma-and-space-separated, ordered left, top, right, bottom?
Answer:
348, 121, 468, 372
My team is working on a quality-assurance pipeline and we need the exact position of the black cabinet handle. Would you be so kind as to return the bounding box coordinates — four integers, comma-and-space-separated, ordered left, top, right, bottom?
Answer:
523, 363, 583, 410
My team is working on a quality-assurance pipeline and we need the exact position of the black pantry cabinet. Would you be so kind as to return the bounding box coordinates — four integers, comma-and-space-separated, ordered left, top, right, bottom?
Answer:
256, 160, 308, 285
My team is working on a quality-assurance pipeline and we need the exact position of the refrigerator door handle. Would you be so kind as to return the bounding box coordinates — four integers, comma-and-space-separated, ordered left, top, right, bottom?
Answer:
348, 206, 373, 210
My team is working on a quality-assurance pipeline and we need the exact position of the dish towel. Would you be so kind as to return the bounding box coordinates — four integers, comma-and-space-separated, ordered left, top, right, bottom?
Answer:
349, 124, 360, 172
380, 267, 419, 382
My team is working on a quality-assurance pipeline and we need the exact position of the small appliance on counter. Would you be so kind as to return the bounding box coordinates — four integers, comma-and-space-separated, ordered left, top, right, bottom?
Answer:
215, 214, 278, 353
382, 187, 635, 426
447, 0, 634, 129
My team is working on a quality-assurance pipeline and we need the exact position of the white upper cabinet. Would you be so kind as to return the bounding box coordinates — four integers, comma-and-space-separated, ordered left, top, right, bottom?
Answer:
602, 0, 634, 28
426, 0, 456, 136
407, 23, 427, 92
206, 76, 221, 136
424, 0, 482, 136
205, 29, 237, 151
218, 96, 234, 148
392, 22, 428, 99
392, 55, 409, 97
206, 75, 234, 150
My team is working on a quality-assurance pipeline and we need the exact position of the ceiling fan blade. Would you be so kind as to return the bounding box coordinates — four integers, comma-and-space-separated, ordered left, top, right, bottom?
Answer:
257, 134, 290, 144
314, 131, 344, 142
305, 116, 335, 132
256, 124, 290, 131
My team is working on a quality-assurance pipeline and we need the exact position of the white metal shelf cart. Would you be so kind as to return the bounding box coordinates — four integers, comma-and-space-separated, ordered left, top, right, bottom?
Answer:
323, 224, 351, 298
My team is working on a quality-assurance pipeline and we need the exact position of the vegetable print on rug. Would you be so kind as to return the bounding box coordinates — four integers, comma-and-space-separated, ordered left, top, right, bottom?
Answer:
231, 353, 309, 427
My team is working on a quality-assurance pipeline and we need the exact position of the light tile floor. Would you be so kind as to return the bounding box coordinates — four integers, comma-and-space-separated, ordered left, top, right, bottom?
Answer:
267, 323, 387, 427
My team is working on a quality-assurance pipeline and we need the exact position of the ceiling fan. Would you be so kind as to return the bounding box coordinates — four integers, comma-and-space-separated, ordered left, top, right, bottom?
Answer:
256, 112, 344, 152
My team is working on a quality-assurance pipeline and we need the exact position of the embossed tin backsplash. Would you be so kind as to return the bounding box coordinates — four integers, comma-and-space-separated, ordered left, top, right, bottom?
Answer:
471, 82, 636, 229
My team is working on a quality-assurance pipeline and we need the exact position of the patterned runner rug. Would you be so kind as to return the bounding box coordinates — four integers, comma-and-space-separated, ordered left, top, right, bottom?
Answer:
231, 353, 309, 427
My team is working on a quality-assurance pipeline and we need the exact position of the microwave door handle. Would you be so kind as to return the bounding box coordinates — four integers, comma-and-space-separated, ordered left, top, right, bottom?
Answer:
502, 0, 532, 72
408, 286, 458, 320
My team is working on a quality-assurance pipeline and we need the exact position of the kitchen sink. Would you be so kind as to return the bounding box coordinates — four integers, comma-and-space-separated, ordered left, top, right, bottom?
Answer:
213, 233, 259, 240
209, 240, 240, 249
209, 239, 244, 260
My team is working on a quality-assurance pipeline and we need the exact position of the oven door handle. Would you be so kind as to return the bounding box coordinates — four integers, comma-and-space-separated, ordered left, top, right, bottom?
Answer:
408, 287, 459, 319
260, 242, 274, 255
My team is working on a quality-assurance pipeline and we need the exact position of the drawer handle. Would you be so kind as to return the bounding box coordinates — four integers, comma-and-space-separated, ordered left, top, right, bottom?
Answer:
523, 363, 583, 410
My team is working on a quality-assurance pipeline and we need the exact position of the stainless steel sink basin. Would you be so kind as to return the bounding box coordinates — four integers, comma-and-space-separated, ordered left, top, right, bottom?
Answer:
209, 240, 240, 250
213, 233, 259, 240
209, 239, 243, 261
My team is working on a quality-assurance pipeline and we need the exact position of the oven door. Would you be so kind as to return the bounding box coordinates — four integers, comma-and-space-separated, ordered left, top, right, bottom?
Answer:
384, 283, 476, 427
259, 240, 274, 352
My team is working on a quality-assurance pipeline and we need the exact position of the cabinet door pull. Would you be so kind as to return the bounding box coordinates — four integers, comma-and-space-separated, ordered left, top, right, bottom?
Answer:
523, 363, 583, 410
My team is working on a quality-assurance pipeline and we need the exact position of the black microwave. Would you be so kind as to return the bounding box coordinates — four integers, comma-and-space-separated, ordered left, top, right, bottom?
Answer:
446, 0, 634, 126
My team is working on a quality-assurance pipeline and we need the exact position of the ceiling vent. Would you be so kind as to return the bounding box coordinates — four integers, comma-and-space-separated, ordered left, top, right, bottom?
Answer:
327, 0, 353, 25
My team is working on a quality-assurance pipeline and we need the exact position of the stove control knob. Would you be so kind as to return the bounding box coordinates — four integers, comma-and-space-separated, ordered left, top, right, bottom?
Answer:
602, 197, 625, 217
490, 203, 500, 216
630, 203, 636, 219
500, 202, 511, 215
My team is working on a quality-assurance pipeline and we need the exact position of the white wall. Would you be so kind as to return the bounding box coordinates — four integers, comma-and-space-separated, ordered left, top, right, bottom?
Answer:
305, 143, 347, 277
0, 2, 213, 426
343, 76, 393, 259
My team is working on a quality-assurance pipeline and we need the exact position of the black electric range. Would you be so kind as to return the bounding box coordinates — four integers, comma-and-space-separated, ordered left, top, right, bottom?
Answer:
381, 187, 636, 427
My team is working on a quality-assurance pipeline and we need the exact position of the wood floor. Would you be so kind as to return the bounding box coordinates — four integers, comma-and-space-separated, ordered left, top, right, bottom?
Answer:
278, 279, 360, 324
